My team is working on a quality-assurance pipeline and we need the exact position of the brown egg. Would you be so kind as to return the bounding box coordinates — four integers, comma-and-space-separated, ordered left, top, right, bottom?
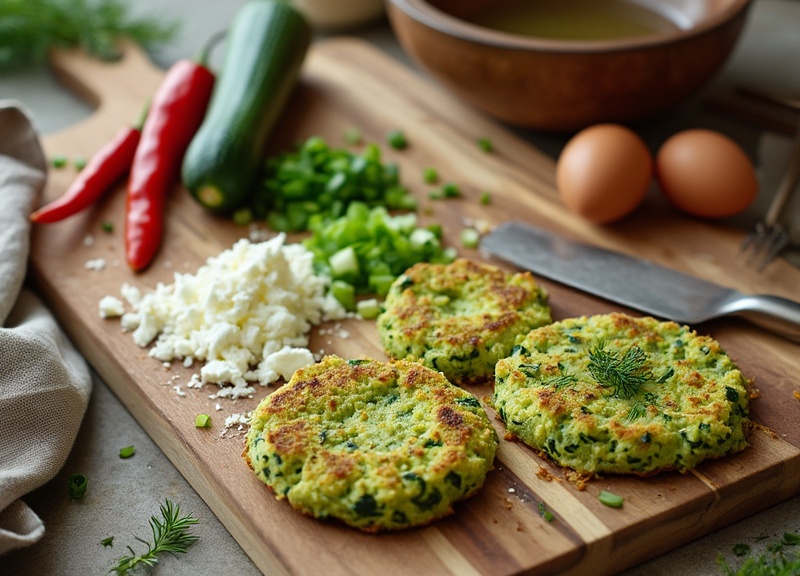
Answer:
656, 129, 758, 218
556, 124, 653, 224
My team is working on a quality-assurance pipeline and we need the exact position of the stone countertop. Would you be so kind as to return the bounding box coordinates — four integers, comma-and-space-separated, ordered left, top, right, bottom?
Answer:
0, 1, 798, 574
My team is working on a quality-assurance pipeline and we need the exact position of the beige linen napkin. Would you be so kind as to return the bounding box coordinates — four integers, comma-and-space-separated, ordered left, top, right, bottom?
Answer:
0, 102, 91, 554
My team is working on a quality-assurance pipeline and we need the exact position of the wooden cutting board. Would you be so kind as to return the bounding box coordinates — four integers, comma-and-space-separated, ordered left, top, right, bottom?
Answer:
31, 38, 800, 576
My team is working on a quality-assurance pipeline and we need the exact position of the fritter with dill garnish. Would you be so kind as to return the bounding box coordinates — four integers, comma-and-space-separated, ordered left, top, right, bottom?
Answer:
493, 313, 751, 476
377, 258, 551, 383
243, 355, 498, 532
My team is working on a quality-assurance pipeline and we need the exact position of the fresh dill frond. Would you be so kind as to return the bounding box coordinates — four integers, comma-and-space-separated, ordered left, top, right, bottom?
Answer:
588, 341, 653, 399
110, 499, 199, 575
0, 0, 179, 73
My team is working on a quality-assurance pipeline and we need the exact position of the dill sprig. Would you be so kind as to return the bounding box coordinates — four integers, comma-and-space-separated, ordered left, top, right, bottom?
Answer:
588, 341, 654, 399
110, 499, 199, 575
0, 0, 179, 73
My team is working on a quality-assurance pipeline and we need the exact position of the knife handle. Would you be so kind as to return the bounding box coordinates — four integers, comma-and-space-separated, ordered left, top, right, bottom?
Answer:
724, 294, 800, 342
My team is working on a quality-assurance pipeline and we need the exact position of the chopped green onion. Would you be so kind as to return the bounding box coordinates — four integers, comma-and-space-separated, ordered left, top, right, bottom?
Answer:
598, 490, 624, 508
67, 473, 88, 500
119, 445, 136, 459
442, 183, 461, 198
51, 154, 67, 168
732, 542, 751, 556
232, 207, 253, 226
73, 156, 88, 170
330, 280, 356, 311
303, 202, 455, 300
344, 127, 363, 145
538, 501, 554, 522
784, 532, 800, 545
387, 129, 407, 150
256, 136, 416, 232
101, 536, 114, 548
423, 167, 438, 184
101, 221, 114, 233
460, 227, 480, 249
480, 191, 492, 205
477, 137, 493, 152
428, 189, 444, 200
195, 414, 212, 428
356, 298, 382, 319
329, 246, 360, 278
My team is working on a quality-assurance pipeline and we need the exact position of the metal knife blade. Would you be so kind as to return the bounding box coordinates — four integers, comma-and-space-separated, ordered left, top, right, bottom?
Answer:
480, 221, 800, 342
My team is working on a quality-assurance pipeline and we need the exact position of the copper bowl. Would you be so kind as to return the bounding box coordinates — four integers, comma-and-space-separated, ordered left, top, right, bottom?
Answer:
386, 0, 753, 132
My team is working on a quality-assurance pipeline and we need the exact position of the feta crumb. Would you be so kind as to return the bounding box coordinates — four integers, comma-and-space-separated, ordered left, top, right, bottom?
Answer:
98, 295, 125, 318
173, 385, 186, 397
85, 258, 106, 271
83, 234, 95, 246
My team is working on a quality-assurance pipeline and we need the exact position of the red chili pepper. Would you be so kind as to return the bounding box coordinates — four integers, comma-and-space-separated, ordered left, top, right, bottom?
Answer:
30, 118, 143, 224
125, 59, 215, 271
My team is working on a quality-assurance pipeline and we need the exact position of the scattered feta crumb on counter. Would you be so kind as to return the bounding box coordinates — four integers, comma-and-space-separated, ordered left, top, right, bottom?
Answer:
107, 234, 346, 399
98, 295, 125, 318
83, 233, 94, 246
85, 258, 106, 271
173, 385, 186, 397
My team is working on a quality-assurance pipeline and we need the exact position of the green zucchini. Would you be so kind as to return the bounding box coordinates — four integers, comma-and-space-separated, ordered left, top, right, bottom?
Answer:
182, 0, 311, 213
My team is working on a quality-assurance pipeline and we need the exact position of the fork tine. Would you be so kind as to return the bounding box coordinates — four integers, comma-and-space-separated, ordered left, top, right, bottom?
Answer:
756, 226, 790, 271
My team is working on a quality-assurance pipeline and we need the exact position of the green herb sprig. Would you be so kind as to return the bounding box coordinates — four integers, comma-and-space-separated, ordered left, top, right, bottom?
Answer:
717, 532, 800, 576
588, 341, 653, 399
0, 0, 178, 73
110, 499, 199, 575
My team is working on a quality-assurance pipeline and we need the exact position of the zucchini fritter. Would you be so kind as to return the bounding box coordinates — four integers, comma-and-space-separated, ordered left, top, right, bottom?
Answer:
377, 258, 551, 383
494, 313, 751, 476
244, 355, 498, 531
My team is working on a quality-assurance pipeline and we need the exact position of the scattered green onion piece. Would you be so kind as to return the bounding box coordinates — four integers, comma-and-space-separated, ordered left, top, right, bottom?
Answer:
67, 473, 88, 500
119, 445, 136, 459
232, 207, 253, 226
387, 129, 407, 150
442, 183, 461, 198
480, 191, 492, 205
73, 156, 88, 170
428, 189, 444, 200
732, 542, 751, 556
598, 490, 624, 508
460, 227, 480, 249
101, 536, 114, 548
195, 414, 212, 428
344, 127, 363, 145
101, 221, 114, 233
356, 298, 382, 319
423, 167, 438, 184
784, 532, 800, 545
538, 501, 554, 522
51, 154, 67, 168
478, 137, 493, 152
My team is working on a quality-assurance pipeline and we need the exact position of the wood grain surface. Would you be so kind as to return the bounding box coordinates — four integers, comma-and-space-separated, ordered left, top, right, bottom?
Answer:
30, 38, 800, 576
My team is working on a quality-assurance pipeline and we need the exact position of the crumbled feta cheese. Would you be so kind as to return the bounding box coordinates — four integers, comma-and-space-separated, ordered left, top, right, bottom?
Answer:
83, 234, 95, 247
113, 235, 346, 399
85, 258, 106, 271
98, 295, 125, 318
